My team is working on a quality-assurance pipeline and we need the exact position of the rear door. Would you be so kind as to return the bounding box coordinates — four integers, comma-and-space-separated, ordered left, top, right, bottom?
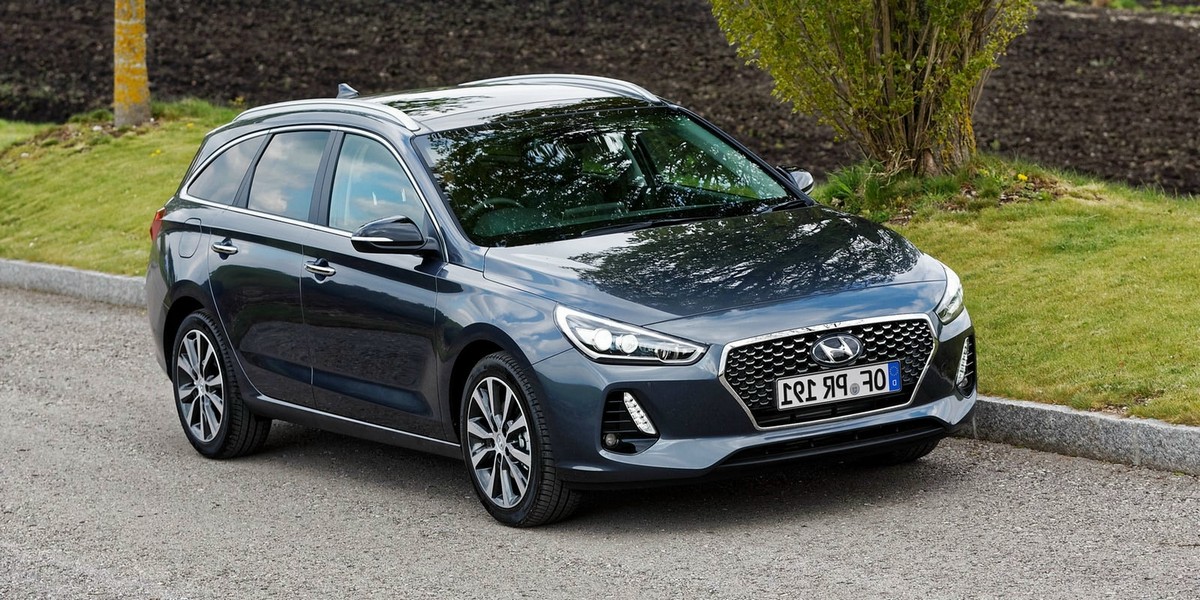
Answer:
204, 129, 333, 404
299, 131, 444, 437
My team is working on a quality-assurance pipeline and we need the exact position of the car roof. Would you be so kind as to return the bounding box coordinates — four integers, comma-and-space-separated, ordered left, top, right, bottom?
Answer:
232, 74, 667, 135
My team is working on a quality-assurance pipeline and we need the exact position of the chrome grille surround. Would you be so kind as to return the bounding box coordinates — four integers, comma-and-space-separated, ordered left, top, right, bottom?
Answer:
718, 314, 937, 430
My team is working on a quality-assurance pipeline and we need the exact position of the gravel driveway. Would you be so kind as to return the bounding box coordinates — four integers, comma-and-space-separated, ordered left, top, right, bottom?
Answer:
0, 287, 1197, 599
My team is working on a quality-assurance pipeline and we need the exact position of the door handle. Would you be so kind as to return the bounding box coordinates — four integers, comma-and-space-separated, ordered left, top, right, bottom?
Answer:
304, 261, 337, 278
211, 241, 239, 255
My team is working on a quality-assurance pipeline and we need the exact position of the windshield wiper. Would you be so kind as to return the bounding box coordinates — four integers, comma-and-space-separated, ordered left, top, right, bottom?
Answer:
581, 216, 713, 237
757, 197, 814, 213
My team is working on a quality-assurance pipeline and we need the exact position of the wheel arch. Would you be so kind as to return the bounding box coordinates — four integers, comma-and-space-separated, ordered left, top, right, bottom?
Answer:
444, 324, 549, 440
161, 283, 211, 366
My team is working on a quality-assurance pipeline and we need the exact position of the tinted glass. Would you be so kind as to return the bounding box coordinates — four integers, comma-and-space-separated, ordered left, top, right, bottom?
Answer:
328, 134, 425, 231
187, 135, 265, 204
247, 131, 328, 221
415, 108, 790, 247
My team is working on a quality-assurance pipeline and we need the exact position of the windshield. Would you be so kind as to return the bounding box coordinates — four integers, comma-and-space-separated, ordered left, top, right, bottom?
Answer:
414, 108, 794, 247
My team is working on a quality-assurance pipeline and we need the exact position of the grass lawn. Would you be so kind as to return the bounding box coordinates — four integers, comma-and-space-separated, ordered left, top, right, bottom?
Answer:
0, 120, 53, 148
1, 102, 1197, 425
898, 181, 1200, 425
0, 101, 237, 275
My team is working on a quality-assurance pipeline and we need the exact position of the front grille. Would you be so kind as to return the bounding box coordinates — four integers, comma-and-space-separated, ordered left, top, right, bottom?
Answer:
721, 318, 935, 428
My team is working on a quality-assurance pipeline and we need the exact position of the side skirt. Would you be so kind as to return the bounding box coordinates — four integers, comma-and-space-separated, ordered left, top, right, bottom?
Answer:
245, 394, 462, 460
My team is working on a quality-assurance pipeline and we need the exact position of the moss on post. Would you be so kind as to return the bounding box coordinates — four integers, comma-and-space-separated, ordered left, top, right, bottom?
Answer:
113, 0, 150, 127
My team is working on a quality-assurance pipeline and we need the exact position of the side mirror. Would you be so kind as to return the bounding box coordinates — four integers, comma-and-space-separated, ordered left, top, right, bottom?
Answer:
351, 216, 436, 255
778, 166, 815, 195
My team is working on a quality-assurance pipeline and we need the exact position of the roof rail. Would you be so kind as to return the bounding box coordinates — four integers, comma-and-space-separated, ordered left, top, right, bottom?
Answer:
463, 74, 660, 104
233, 98, 423, 131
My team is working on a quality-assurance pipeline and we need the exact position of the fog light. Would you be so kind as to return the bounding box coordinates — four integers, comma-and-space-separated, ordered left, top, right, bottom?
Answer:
603, 433, 621, 449
622, 392, 657, 435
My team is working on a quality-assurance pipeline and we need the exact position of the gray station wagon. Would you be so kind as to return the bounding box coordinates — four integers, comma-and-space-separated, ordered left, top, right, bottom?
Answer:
147, 74, 977, 526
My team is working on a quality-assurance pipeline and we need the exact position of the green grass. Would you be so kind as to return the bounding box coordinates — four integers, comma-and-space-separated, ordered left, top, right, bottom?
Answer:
0, 100, 237, 275
815, 158, 1200, 426
901, 187, 1200, 425
0, 119, 53, 149
1, 104, 1197, 425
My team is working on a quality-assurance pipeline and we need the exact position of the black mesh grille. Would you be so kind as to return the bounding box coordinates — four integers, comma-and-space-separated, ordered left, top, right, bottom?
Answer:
721, 419, 946, 468
722, 318, 935, 428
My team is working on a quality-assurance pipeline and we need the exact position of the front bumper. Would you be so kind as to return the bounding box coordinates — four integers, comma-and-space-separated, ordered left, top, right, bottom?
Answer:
532, 313, 976, 487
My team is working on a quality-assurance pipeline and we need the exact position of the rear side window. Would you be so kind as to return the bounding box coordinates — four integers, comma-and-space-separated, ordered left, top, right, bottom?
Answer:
247, 131, 329, 221
187, 135, 264, 204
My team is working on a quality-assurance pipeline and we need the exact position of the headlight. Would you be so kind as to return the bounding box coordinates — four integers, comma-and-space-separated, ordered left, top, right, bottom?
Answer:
554, 306, 706, 365
936, 264, 965, 324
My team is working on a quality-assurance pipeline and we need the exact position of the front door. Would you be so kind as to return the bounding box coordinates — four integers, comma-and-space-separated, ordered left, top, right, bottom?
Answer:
300, 132, 444, 437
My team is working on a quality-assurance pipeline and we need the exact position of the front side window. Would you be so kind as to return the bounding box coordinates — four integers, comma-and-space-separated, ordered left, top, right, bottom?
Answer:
187, 135, 265, 204
247, 131, 328, 221
414, 108, 792, 247
328, 134, 425, 232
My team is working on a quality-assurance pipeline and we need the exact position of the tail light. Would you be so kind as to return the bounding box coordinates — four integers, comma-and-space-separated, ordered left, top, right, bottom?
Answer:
149, 207, 166, 240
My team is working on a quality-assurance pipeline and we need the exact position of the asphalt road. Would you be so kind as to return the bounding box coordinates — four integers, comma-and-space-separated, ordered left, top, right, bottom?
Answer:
1, 287, 1197, 599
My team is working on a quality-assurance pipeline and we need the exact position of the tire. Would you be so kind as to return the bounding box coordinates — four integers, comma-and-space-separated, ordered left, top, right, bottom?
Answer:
860, 438, 941, 467
171, 310, 271, 459
460, 351, 581, 527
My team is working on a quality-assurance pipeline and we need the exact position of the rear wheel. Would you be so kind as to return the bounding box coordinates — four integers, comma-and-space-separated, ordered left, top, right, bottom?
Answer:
171, 310, 271, 459
460, 351, 580, 527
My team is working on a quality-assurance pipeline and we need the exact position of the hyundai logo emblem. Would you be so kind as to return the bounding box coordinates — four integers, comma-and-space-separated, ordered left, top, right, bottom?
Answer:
811, 333, 864, 366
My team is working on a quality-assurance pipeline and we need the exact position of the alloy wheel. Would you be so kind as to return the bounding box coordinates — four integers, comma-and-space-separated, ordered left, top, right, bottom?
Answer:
175, 329, 225, 443
465, 376, 533, 509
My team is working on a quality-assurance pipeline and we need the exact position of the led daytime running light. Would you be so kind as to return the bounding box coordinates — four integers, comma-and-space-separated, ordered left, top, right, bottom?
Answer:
622, 392, 657, 435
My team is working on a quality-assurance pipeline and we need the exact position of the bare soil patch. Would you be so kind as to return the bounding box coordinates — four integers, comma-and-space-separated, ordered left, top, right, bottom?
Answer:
2, 1, 1198, 193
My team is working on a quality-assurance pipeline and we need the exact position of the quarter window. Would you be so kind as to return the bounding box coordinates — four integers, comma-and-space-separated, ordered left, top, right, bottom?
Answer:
187, 135, 264, 204
247, 131, 328, 221
328, 134, 425, 231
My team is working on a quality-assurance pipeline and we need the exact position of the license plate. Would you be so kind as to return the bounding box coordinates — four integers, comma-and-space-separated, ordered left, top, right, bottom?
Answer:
775, 361, 902, 410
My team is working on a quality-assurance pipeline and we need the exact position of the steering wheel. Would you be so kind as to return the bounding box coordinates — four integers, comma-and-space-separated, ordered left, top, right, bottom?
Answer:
460, 197, 524, 222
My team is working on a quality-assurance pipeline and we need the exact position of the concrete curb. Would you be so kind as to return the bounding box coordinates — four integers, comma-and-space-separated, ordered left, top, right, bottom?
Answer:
958, 396, 1199, 476
2, 257, 1197, 476
0, 258, 143, 307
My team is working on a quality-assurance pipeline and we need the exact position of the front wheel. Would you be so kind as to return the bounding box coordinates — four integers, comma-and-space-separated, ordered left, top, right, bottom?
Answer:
171, 310, 271, 459
460, 351, 580, 527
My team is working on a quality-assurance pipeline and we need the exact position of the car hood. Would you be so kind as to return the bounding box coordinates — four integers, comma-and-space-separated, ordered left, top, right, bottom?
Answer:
482, 206, 946, 326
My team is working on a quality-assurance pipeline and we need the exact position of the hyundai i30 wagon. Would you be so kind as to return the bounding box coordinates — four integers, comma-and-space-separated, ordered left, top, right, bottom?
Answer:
147, 74, 977, 526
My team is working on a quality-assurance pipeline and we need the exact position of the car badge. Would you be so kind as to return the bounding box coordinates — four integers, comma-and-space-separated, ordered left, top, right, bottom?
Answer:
811, 333, 864, 366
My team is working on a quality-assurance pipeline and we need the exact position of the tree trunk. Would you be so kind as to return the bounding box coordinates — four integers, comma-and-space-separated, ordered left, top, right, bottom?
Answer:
915, 115, 976, 177
113, 0, 150, 127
